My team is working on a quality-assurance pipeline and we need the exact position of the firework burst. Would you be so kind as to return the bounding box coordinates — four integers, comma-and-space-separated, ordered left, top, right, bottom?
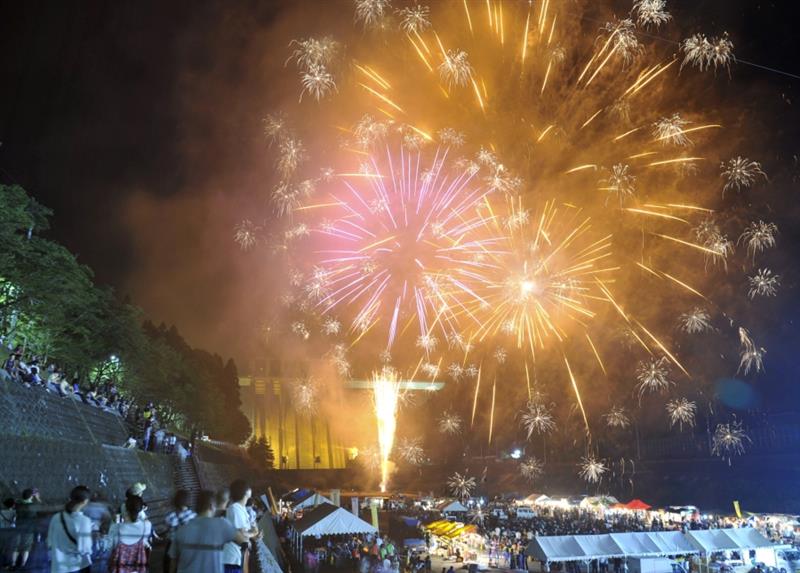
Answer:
721, 157, 766, 194
447, 471, 477, 500
520, 401, 556, 438
681, 32, 735, 73
519, 457, 544, 482
636, 357, 674, 398
666, 397, 696, 430
739, 221, 778, 260
748, 268, 780, 299
291, 378, 318, 414
234, 220, 260, 250
398, 437, 425, 465
438, 410, 463, 435
632, 0, 672, 28
711, 420, 750, 463
311, 148, 498, 349
254, 0, 778, 470
738, 328, 765, 375
678, 307, 713, 334
579, 456, 607, 483
603, 406, 631, 429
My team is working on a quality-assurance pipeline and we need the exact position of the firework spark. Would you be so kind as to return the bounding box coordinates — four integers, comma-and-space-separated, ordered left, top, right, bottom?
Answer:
721, 157, 766, 194
438, 410, 463, 435
738, 327, 765, 375
397, 5, 430, 34
438, 50, 473, 88
681, 32, 735, 73
653, 114, 691, 147
601, 164, 636, 206
678, 307, 713, 334
312, 148, 497, 349
636, 357, 674, 398
447, 471, 476, 500
234, 220, 260, 250
354, 0, 391, 28
711, 420, 750, 463
291, 378, 318, 414
632, 0, 672, 28
398, 436, 425, 465
520, 402, 556, 438
747, 268, 780, 299
603, 406, 631, 429
666, 397, 696, 430
322, 317, 341, 336
373, 369, 401, 491
358, 445, 381, 471
520, 457, 544, 482
579, 456, 607, 483
300, 64, 337, 102
739, 220, 778, 260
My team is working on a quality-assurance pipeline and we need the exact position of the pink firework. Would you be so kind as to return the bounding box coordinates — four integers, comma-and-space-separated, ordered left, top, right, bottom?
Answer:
312, 147, 501, 348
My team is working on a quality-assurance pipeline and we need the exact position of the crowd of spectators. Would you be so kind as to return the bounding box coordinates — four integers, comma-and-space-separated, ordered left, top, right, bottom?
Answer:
0, 478, 269, 572
2, 344, 132, 418
2, 343, 200, 459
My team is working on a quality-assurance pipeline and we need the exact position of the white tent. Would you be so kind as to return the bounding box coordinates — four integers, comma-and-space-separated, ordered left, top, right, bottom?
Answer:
295, 503, 377, 538
437, 500, 468, 514
291, 503, 378, 559
523, 494, 551, 506
294, 493, 333, 511
527, 531, 698, 562
685, 528, 774, 554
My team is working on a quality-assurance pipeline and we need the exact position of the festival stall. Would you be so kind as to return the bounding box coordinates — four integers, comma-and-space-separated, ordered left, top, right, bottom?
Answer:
293, 492, 334, 511
685, 528, 778, 573
437, 499, 469, 516
290, 503, 378, 559
527, 531, 699, 569
425, 520, 484, 565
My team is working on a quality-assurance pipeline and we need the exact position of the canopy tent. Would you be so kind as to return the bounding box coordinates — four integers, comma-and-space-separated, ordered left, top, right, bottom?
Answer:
623, 499, 652, 511
523, 493, 549, 504
290, 503, 377, 560
425, 519, 478, 539
685, 528, 774, 554
294, 503, 377, 538
258, 513, 286, 571
281, 488, 312, 503
293, 493, 333, 510
581, 496, 620, 509
527, 531, 698, 562
437, 500, 468, 513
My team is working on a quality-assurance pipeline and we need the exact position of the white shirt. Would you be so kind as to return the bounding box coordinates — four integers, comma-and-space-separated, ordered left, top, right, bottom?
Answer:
223, 502, 250, 565
47, 510, 93, 573
108, 519, 152, 549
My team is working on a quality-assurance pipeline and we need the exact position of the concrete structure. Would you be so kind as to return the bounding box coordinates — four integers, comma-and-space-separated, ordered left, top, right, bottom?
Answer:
239, 357, 347, 470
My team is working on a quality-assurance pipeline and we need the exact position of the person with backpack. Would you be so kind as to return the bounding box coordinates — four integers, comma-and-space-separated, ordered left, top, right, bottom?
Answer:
47, 485, 93, 573
107, 496, 152, 573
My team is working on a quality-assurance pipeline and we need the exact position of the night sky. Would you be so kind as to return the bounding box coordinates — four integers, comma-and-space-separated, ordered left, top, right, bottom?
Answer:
1, 0, 799, 407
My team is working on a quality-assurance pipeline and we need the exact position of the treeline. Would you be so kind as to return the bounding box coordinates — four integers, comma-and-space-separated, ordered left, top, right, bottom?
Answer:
0, 184, 251, 443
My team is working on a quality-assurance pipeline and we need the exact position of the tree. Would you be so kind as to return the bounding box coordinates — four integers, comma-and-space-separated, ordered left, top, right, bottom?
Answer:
246, 436, 275, 472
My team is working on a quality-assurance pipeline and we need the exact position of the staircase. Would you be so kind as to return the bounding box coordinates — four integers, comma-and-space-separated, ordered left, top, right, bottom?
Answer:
174, 457, 203, 506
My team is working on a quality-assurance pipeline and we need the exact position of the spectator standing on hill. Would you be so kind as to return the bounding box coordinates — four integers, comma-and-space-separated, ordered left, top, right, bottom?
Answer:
15, 487, 40, 570
163, 490, 196, 573
107, 495, 151, 573
47, 485, 93, 573
223, 480, 260, 573
169, 490, 248, 573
